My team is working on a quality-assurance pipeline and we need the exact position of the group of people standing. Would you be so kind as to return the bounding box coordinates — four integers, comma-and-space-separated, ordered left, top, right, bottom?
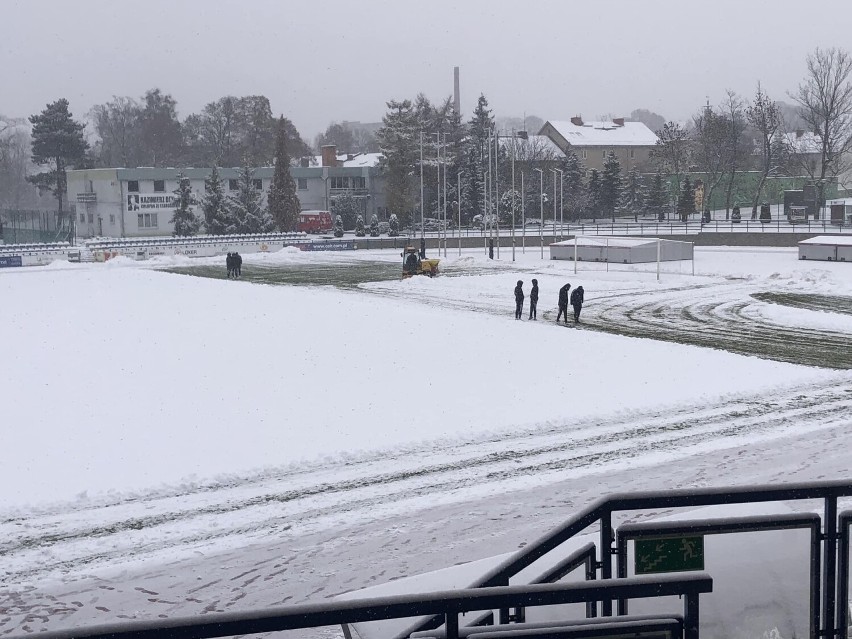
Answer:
226, 252, 243, 279
514, 279, 584, 324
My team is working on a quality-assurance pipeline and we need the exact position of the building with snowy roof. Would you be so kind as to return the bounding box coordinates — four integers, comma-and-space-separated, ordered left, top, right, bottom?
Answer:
65, 145, 387, 238
549, 236, 693, 264
798, 235, 852, 262
538, 117, 658, 172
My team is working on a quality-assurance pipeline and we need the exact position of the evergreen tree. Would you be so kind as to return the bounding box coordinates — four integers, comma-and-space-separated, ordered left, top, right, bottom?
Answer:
355, 215, 366, 237
677, 176, 695, 221
623, 167, 644, 222
587, 169, 602, 221
369, 214, 379, 237
499, 189, 522, 226
600, 152, 623, 221
645, 172, 668, 221
331, 192, 361, 230
333, 214, 344, 237
268, 116, 301, 231
27, 98, 88, 219
560, 150, 586, 221
388, 213, 400, 236
462, 94, 494, 224
376, 99, 418, 226
228, 162, 272, 233
170, 172, 201, 236
202, 166, 230, 235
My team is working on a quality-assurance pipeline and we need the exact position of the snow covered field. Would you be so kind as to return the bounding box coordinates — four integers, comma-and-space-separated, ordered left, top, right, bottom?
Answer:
1, 246, 851, 638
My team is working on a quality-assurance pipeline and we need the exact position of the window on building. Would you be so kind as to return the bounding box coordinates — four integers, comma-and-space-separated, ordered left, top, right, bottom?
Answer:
630, 149, 635, 159
581, 150, 587, 159
88, 213, 94, 224
602, 150, 607, 159
137, 213, 159, 229
153, 180, 165, 192
297, 178, 308, 190
353, 176, 366, 189
253, 179, 263, 190
128, 180, 139, 192
109, 214, 116, 225
79, 213, 85, 223
228, 179, 238, 191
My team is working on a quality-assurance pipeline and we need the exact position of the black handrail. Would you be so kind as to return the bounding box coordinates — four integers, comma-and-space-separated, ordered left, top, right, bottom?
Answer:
6, 575, 712, 639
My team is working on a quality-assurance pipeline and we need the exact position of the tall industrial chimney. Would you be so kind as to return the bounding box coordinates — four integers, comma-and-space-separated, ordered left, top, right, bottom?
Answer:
453, 66, 460, 116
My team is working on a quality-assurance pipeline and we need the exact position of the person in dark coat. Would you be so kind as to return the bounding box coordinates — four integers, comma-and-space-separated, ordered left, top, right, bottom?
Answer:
234, 252, 243, 277
514, 280, 524, 320
226, 252, 234, 278
529, 279, 539, 320
570, 285, 585, 323
557, 283, 571, 323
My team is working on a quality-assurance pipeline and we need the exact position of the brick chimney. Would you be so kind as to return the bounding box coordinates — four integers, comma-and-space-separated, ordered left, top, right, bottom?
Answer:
321, 145, 338, 167
612, 117, 625, 126
570, 116, 583, 126
796, 130, 804, 139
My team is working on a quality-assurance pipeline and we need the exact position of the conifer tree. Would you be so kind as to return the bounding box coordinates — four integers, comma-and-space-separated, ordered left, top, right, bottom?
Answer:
600, 152, 623, 221
677, 176, 695, 221
645, 172, 668, 221
369, 214, 379, 237
201, 166, 229, 235
587, 169, 601, 221
462, 94, 494, 225
333, 214, 344, 237
27, 98, 88, 220
622, 167, 644, 222
388, 213, 400, 237
170, 172, 201, 236
268, 116, 301, 231
355, 215, 366, 237
560, 150, 586, 220
228, 162, 272, 233
376, 100, 418, 226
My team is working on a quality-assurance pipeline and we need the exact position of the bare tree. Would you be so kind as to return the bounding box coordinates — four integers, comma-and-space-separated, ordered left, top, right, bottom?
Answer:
692, 106, 728, 218
746, 83, 783, 218
91, 96, 142, 167
721, 91, 748, 218
651, 122, 690, 218
792, 47, 852, 206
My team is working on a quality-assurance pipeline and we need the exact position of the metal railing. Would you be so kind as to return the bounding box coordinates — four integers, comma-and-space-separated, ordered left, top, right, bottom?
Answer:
450, 480, 852, 639
6, 575, 712, 639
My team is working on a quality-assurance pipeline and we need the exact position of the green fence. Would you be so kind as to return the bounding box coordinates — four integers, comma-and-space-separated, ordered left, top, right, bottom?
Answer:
0, 209, 72, 244
662, 173, 839, 210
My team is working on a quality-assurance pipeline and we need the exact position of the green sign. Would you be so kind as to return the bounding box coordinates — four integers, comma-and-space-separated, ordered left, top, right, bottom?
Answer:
634, 536, 704, 574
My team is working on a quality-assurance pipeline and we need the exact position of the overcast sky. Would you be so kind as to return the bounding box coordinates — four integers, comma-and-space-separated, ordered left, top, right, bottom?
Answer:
3, 0, 852, 139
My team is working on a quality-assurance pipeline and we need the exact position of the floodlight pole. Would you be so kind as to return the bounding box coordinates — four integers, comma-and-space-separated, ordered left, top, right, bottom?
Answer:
551, 168, 563, 243
574, 235, 578, 274
443, 134, 448, 258
521, 172, 526, 254
494, 128, 500, 259
534, 168, 544, 259
511, 130, 516, 262
657, 238, 661, 281
458, 170, 462, 256
420, 133, 424, 244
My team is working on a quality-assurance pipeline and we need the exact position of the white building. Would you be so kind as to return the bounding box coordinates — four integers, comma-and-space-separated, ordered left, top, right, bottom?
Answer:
66, 146, 386, 238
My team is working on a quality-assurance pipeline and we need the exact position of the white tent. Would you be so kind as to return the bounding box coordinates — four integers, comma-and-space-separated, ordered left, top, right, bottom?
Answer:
798, 235, 852, 262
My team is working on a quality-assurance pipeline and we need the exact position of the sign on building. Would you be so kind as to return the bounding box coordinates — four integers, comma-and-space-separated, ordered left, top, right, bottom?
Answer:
127, 194, 178, 212
634, 536, 704, 574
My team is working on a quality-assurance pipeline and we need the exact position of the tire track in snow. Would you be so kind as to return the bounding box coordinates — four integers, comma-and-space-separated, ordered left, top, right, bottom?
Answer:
2, 379, 851, 586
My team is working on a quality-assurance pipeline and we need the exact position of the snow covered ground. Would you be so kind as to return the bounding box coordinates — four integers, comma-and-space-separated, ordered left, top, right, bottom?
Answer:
1, 246, 851, 638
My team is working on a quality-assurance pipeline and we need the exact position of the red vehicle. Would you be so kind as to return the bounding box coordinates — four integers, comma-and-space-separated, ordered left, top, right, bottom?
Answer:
298, 210, 333, 234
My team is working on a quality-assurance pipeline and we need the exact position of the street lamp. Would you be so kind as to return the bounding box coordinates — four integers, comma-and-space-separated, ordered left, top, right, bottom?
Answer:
551, 168, 564, 240
534, 168, 544, 259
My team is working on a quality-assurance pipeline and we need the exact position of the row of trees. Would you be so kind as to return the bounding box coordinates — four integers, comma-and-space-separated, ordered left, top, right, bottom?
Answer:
377, 47, 852, 224
170, 118, 302, 236
90, 90, 313, 169
654, 47, 852, 219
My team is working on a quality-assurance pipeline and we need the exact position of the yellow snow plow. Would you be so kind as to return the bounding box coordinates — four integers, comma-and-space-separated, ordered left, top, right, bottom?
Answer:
401, 247, 440, 278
